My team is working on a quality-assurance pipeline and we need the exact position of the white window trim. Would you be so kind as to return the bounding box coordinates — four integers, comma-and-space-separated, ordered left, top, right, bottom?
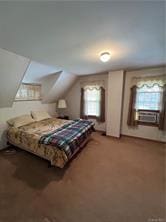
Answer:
83, 85, 101, 117
15, 83, 42, 101
135, 83, 163, 111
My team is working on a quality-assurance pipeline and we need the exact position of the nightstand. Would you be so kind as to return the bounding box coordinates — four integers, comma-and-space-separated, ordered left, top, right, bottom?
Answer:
57, 116, 69, 120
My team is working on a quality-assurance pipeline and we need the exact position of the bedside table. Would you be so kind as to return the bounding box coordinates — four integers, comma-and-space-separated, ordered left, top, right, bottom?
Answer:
57, 116, 69, 120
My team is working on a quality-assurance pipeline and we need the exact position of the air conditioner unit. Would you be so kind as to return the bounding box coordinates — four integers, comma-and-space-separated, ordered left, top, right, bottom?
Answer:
138, 111, 159, 124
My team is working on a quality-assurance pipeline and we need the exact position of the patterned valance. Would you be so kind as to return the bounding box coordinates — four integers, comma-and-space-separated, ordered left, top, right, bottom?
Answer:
132, 75, 166, 88
80, 80, 105, 90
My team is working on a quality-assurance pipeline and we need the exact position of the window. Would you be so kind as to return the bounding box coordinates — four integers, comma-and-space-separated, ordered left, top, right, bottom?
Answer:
80, 84, 105, 122
128, 76, 166, 129
135, 84, 162, 126
135, 84, 162, 111
15, 83, 41, 101
84, 88, 101, 117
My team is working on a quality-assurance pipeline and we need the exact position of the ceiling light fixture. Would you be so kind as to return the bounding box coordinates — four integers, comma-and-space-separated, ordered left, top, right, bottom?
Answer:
100, 52, 111, 62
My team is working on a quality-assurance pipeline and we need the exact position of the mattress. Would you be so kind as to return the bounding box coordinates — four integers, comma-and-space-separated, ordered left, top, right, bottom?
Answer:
7, 118, 73, 168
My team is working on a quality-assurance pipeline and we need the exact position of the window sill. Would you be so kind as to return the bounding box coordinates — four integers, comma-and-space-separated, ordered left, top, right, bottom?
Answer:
137, 109, 159, 113
85, 115, 99, 120
14, 99, 42, 102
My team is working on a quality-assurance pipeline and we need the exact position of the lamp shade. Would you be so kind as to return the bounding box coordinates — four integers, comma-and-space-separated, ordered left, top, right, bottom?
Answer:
57, 99, 67, 109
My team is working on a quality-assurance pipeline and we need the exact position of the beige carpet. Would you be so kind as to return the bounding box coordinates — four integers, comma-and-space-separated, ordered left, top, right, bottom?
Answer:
0, 132, 165, 222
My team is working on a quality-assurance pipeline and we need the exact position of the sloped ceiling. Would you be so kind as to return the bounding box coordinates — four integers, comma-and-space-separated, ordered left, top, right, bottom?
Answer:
0, 1, 165, 75
22, 61, 78, 104
23, 61, 61, 83
0, 48, 77, 107
0, 2, 165, 108
0, 48, 30, 108
42, 71, 77, 103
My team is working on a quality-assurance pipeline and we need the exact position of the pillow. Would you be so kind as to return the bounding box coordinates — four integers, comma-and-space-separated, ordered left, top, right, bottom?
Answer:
31, 111, 51, 121
7, 115, 35, 128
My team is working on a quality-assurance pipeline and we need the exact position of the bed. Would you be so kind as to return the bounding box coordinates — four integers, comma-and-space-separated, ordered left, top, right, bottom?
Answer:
7, 118, 94, 168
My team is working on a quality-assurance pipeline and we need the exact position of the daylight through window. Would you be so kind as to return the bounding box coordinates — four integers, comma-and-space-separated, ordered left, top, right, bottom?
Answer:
15, 83, 41, 101
135, 84, 162, 111
84, 88, 101, 117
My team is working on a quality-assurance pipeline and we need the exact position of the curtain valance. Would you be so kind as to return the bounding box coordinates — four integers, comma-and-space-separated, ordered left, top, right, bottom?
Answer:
128, 75, 166, 131
131, 75, 166, 88
80, 80, 105, 90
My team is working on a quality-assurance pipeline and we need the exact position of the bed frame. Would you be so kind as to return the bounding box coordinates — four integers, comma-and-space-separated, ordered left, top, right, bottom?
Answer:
7, 135, 92, 168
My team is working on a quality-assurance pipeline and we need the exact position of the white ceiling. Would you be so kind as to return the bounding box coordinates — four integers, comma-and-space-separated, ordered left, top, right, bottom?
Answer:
0, 48, 29, 108
0, 1, 165, 75
22, 61, 61, 83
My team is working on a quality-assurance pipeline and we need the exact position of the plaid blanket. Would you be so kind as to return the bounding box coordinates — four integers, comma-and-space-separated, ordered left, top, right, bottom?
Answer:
39, 119, 95, 159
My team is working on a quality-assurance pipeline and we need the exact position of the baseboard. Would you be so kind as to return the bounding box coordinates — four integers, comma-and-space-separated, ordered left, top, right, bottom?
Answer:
95, 130, 165, 144
95, 130, 121, 138
121, 134, 165, 144
107, 135, 121, 139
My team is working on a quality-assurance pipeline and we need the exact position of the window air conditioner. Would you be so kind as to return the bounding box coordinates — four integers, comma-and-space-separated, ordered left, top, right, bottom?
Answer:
138, 111, 159, 124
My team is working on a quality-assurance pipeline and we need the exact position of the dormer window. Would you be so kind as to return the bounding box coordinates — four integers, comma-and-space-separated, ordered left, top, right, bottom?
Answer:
15, 83, 41, 101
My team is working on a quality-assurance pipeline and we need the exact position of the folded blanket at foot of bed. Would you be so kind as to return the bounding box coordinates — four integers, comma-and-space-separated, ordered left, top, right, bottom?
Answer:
39, 119, 95, 159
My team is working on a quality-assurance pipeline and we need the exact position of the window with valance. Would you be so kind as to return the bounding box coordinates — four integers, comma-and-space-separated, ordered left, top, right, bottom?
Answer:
135, 84, 163, 111
127, 75, 166, 130
80, 81, 105, 122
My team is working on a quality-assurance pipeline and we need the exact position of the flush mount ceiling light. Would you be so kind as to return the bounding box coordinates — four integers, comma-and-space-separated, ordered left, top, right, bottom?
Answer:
100, 52, 111, 62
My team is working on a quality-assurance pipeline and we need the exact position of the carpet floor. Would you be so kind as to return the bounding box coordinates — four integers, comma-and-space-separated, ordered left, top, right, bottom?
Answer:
0, 132, 165, 222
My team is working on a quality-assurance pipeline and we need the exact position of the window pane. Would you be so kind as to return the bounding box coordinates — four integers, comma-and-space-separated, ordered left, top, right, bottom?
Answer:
84, 88, 101, 116
15, 84, 41, 101
136, 85, 162, 110
85, 101, 100, 116
85, 89, 100, 101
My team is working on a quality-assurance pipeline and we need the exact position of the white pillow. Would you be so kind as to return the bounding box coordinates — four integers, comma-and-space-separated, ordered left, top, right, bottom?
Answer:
31, 111, 51, 121
7, 115, 35, 128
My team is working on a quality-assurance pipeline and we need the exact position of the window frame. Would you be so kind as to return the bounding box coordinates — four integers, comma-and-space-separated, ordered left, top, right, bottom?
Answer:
135, 84, 162, 111
15, 83, 42, 102
83, 87, 101, 119
135, 84, 162, 126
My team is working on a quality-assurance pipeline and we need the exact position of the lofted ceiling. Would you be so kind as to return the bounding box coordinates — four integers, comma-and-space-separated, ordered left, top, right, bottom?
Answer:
22, 61, 61, 83
0, 48, 78, 107
0, 48, 30, 108
0, 1, 165, 75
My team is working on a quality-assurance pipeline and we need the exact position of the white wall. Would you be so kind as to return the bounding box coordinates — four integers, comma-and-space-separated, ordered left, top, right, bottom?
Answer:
42, 72, 60, 102
64, 73, 108, 131
0, 48, 77, 108
0, 101, 56, 149
106, 70, 124, 137
64, 67, 166, 142
121, 67, 166, 142
0, 48, 30, 108
42, 71, 78, 103
1, 66, 164, 150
